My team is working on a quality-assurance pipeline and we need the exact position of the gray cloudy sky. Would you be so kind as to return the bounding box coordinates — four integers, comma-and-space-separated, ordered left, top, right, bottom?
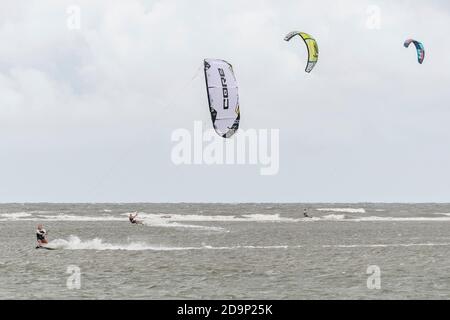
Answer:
1, 0, 450, 203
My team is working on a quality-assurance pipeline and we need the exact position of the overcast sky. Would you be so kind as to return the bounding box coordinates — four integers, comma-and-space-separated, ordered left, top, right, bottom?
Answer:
1, 0, 449, 203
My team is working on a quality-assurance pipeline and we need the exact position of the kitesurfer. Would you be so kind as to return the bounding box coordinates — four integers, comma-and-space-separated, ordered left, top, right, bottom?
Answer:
303, 209, 311, 218
129, 212, 142, 225
36, 224, 48, 247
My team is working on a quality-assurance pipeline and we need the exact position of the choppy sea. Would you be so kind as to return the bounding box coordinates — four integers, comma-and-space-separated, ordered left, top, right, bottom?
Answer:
0, 203, 449, 299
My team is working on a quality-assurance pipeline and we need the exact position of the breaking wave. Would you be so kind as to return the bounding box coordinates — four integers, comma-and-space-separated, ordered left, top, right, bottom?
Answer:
316, 208, 366, 214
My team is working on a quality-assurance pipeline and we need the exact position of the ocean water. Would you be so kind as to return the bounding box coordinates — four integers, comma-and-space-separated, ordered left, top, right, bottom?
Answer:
0, 203, 449, 299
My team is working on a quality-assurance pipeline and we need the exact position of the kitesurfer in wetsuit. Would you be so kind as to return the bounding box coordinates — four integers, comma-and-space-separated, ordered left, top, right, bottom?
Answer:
128, 212, 142, 225
36, 224, 48, 247
303, 209, 311, 218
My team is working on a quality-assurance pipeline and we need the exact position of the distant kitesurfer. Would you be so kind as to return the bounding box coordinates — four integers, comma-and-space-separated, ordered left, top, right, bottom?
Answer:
129, 212, 143, 225
303, 209, 311, 218
36, 224, 48, 247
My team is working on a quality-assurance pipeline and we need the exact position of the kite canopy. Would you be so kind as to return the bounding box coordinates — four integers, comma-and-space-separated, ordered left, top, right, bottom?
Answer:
204, 59, 240, 138
284, 31, 319, 73
404, 39, 425, 64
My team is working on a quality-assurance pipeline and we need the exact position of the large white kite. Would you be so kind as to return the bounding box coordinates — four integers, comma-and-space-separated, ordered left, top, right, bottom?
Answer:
204, 59, 240, 138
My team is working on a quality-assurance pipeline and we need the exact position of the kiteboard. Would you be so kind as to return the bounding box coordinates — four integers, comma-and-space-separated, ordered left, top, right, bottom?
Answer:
35, 246, 57, 250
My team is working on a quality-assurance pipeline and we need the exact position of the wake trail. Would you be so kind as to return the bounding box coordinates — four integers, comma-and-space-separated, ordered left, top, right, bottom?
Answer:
42, 236, 450, 251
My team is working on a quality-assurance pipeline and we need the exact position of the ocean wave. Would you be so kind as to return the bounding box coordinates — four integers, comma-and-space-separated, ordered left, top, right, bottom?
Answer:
323, 243, 450, 248
0, 212, 296, 224
142, 220, 226, 232
316, 208, 366, 214
137, 213, 297, 223
321, 214, 346, 220
36, 214, 124, 222
0, 212, 33, 219
4, 212, 450, 224
350, 216, 450, 222
0, 213, 124, 222
433, 213, 450, 217
240, 214, 298, 222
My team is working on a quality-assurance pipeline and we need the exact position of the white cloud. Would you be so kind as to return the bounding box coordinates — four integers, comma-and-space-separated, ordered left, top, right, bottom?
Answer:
0, 0, 449, 202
